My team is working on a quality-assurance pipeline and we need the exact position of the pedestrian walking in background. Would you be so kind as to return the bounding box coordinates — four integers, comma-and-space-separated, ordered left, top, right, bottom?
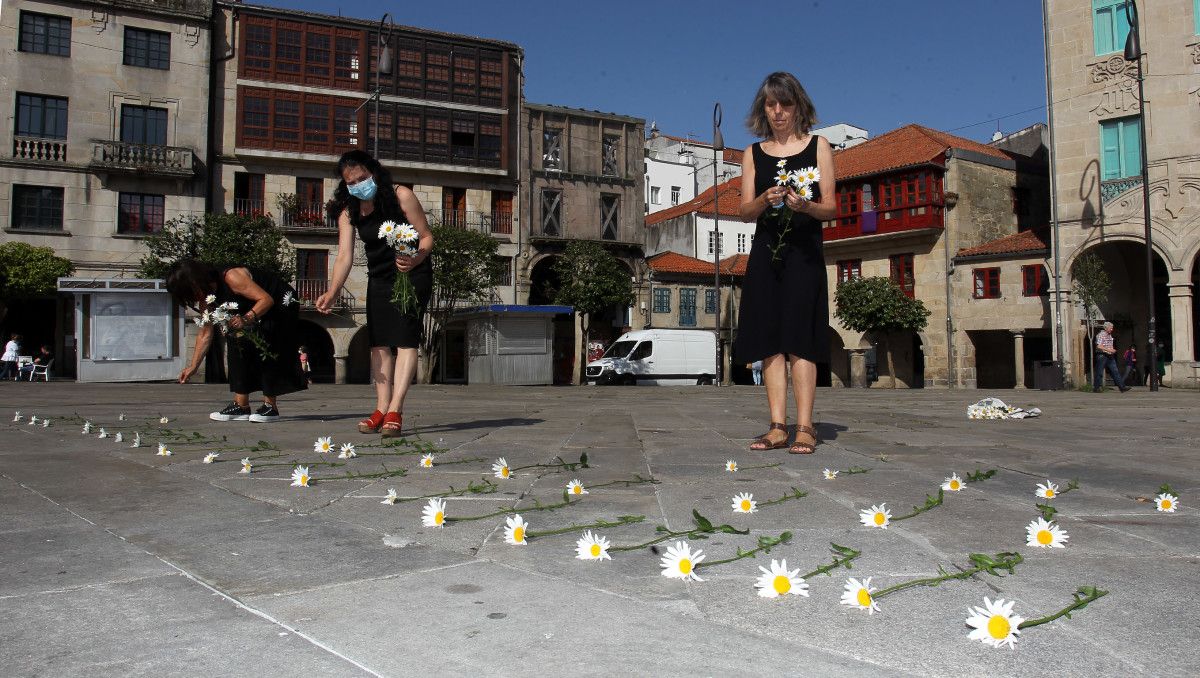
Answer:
298, 346, 312, 385
1122, 345, 1139, 386
0, 333, 22, 381
733, 72, 836, 454
751, 359, 764, 386
1092, 321, 1128, 393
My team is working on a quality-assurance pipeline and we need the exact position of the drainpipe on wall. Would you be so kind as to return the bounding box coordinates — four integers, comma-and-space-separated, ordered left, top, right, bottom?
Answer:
205, 4, 237, 214
942, 157, 956, 388
514, 52, 525, 305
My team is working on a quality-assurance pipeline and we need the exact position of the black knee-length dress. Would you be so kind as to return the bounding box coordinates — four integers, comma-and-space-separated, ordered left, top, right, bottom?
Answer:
218, 267, 307, 398
355, 208, 433, 348
732, 138, 830, 365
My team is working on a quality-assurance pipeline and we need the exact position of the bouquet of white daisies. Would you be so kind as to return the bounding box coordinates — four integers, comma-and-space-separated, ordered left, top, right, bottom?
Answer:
377, 220, 421, 315
195, 294, 277, 359
767, 159, 820, 262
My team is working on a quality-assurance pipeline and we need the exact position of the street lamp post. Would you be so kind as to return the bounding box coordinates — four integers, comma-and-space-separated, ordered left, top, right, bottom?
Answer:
712, 103, 724, 386
1123, 0, 1158, 391
355, 15, 394, 158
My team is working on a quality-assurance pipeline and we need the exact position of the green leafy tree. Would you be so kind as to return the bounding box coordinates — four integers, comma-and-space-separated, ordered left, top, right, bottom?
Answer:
551, 241, 635, 384
419, 223, 501, 384
834, 276, 930, 388
137, 213, 295, 282
1071, 252, 1110, 371
0, 242, 74, 324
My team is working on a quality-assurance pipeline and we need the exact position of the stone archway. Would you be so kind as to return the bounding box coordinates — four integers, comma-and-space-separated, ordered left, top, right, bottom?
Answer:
296, 320, 335, 384
825, 329, 849, 387
347, 325, 372, 384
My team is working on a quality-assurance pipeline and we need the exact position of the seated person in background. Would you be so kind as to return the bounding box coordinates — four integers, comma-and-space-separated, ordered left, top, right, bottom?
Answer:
19, 345, 53, 380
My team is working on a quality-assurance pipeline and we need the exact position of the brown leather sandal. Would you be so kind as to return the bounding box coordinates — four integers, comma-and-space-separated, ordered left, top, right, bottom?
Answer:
750, 422, 789, 450
789, 424, 818, 454
380, 411, 404, 438
358, 410, 384, 434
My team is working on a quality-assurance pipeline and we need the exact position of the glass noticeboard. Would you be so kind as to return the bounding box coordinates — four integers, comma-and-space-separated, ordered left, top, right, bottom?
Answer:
89, 292, 172, 361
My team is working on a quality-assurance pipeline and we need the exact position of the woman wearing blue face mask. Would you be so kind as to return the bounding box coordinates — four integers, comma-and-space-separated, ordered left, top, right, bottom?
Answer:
318, 150, 435, 437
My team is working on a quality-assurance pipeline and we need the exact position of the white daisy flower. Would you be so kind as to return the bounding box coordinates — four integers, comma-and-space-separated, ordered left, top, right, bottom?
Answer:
659, 540, 705, 582
203, 453, 219, 464
27, 415, 38, 426
82, 421, 92, 434
503, 514, 529, 545
159, 416, 169, 424
799, 166, 821, 184
1025, 517, 1068, 548
290, 465, 310, 487
797, 184, 814, 201
775, 158, 787, 169
205, 294, 217, 305
840, 577, 879, 614
823, 468, 838, 480
725, 460, 738, 473
114, 432, 123, 443
965, 596, 1024, 649
156, 443, 172, 457
1036, 481, 1058, 499
381, 488, 398, 505
492, 457, 511, 479
338, 443, 357, 459
422, 498, 447, 528
240, 457, 252, 474
775, 170, 791, 186
42, 418, 50, 428
420, 453, 434, 468
12, 411, 21, 422
130, 433, 141, 448
755, 559, 809, 598
566, 479, 588, 496
396, 222, 419, 242
859, 503, 891, 529
119, 414, 127, 421
942, 473, 964, 492
314, 436, 333, 454
97, 428, 108, 439
575, 530, 611, 561
1155, 493, 1179, 513
282, 291, 296, 306
732, 492, 757, 514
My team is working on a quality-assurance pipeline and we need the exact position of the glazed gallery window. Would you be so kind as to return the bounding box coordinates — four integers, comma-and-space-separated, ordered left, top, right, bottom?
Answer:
1099, 116, 1141, 181
117, 193, 165, 234
678, 288, 697, 327
124, 27, 170, 70
11, 185, 64, 231
704, 288, 717, 314
543, 129, 562, 170
653, 287, 671, 313
889, 253, 915, 298
837, 259, 862, 284
540, 190, 561, 236
120, 105, 167, 146
242, 16, 363, 89
973, 268, 1001, 299
19, 11, 71, 56
1022, 264, 1049, 297
15, 93, 68, 139
1093, 0, 1131, 55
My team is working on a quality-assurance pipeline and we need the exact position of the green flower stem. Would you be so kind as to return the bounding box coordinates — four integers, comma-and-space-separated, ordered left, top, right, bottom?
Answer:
756, 487, 808, 509
838, 467, 872, 475
445, 491, 580, 523
873, 551, 1023, 600
965, 468, 998, 483
314, 466, 408, 481
587, 475, 659, 489
768, 209, 795, 263
512, 453, 590, 474
254, 460, 345, 469
738, 462, 783, 471
694, 531, 792, 570
429, 456, 487, 467
891, 488, 944, 522
799, 543, 863, 580
393, 478, 499, 504
1036, 503, 1058, 521
1017, 586, 1108, 630
1056, 479, 1081, 496
1157, 482, 1177, 496
608, 509, 749, 553
525, 515, 646, 539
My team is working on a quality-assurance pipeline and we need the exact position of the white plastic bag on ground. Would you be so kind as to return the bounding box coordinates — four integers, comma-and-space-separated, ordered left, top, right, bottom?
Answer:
967, 397, 1041, 420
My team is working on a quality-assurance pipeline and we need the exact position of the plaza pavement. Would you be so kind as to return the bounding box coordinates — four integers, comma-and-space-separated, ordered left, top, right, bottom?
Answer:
0, 382, 1196, 677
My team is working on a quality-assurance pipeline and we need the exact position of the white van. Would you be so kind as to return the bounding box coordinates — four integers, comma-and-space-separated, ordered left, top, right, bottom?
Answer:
585, 329, 716, 386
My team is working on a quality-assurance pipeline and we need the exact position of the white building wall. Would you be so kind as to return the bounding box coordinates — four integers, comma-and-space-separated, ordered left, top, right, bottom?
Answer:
694, 215, 755, 263
644, 157, 698, 214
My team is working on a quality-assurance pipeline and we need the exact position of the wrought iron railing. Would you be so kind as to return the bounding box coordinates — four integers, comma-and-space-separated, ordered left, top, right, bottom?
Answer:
12, 136, 67, 163
90, 140, 194, 176
424, 209, 514, 236
282, 203, 335, 230
234, 199, 267, 218
1100, 176, 1143, 204
295, 278, 356, 309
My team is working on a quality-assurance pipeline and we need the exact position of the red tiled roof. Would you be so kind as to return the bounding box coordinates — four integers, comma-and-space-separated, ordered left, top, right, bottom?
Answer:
723, 148, 744, 164
648, 251, 747, 277
834, 124, 1012, 181
645, 177, 743, 226
956, 228, 1050, 258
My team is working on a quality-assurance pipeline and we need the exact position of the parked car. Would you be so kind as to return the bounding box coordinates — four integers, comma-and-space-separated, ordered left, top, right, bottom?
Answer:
585, 329, 716, 385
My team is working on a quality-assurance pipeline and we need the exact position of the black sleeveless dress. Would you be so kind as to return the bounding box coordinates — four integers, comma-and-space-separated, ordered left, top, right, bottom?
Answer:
732, 138, 830, 365
354, 207, 433, 348
216, 267, 306, 397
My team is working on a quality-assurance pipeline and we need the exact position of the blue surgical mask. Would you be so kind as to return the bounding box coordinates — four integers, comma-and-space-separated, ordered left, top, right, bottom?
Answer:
347, 177, 378, 201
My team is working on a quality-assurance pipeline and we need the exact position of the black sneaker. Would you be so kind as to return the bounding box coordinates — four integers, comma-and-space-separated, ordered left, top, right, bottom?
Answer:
249, 404, 280, 423
210, 403, 251, 421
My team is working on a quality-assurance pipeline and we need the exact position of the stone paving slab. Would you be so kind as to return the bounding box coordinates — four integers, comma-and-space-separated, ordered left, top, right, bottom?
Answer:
0, 383, 1197, 677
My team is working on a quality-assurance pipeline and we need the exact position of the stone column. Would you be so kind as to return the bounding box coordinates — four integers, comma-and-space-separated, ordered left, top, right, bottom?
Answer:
848, 348, 869, 388
1011, 330, 1026, 389
1167, 283, 1194, 363
334, 354, 348, 385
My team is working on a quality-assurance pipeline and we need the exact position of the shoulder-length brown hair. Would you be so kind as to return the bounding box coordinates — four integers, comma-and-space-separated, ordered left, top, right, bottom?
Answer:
746, 72, 818, 139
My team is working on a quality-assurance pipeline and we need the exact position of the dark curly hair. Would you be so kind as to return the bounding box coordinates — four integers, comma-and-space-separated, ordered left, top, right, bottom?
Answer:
326, 150, 404, 225
164, 258, 219, 311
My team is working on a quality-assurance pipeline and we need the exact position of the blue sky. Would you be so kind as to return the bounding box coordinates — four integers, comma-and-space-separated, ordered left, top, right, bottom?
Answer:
268, 0, 1049, 149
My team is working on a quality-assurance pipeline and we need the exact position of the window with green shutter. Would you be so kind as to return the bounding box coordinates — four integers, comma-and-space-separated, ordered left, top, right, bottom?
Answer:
1093, 0, 1131, 55
1099, 116, 1141, 180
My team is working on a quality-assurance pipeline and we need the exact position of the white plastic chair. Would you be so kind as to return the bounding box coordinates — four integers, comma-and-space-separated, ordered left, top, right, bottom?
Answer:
28, 358, 53, 382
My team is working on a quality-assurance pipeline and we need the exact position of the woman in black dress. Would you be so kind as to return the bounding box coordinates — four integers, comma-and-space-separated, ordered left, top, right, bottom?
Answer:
317, 150, 434, 438
168, 259, 306, 422
733, 72, 837, 454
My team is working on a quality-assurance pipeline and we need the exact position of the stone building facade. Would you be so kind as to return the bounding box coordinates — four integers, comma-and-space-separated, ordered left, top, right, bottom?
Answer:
1045, 0, 1200, 387
209, 1, 523, 383
0, 0, 212, 375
